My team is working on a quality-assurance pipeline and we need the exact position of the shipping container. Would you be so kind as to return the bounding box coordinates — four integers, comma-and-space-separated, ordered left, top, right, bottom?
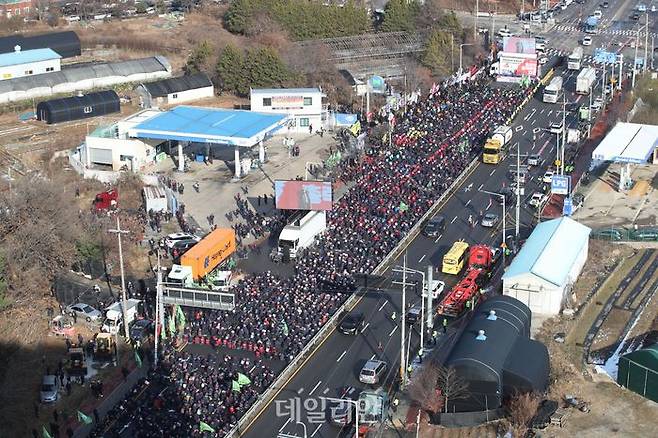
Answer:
180, 228, 236, 280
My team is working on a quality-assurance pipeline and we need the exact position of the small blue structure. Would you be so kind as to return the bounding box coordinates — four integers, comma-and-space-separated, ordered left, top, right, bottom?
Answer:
128, 105, 289, 178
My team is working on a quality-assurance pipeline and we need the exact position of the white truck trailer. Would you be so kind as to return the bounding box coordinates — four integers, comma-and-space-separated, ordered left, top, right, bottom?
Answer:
543, 76, 563, 103
102, 298, 142, 335
567, 47, 583, 70
576, 67, 597, 94
277, 210, 326, 259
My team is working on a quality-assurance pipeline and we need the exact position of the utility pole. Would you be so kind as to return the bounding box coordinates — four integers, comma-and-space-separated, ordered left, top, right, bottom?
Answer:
154, 250, 163, 368
451, 34, 455, 73
587, 88, 593, 138
400, 253, 407, 387
474, 0, 479, 40
108, 217, 130, 339
632, 24, 640, 88
652, 35, 655, 70
515, 142, 521, 239
601, 63, 607, 111
645, 12, 649, 74
561, 94, 566, 175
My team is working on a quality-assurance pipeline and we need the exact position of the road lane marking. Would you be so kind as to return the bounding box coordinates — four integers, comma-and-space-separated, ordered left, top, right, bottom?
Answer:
531, 118, 537, 125
418, 254, 426, 263
336, 350, 347, 362
322, 388, 329, 394
548, 110, 553, 116
309, 380, 322, 396
451, 215, 458, 223
389, 326, 398, 337
361, 322, 370, 333
297, 387, 304, 394
370, 354, 376, 360
310, 424, 323, 437
279, 418, 292, 431
523, 130, 528, 136
478, 183, 484, 190
540, 108, 545, 114
465, 199, 471, 206
434, 234, 442, 243
378, 301, 387, 311
249, 365, 256, 373
537, 139, 551, 155
490, 169, 496, 176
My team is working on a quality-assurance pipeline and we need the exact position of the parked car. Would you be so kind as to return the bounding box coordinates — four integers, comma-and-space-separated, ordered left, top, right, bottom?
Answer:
601, 1, 609, 8
527, 154, 541, 166
542, 170, 555, 184
164, 232, 200, 249
498, 28, 513, 37
406, 306, 422, 325
338, 312, 365, 335
40, 375, 60, 403
422, 215, 445, 237
65, 303, 102, 322
170, 239, 199, 257
359, 359, 387, 385
572, 193, 585, 212
129, 319, 154, 343
550, 121, 564, 134
428, 279, 446, 299
481, 213, 500, 228
582, 36, 593, 46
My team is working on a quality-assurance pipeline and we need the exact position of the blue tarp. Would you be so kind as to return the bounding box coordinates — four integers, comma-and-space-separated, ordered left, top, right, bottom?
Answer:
334, 113, 358, 126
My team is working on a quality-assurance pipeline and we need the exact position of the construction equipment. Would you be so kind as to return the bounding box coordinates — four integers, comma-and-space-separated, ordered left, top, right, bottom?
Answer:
66, 343, 87, 377
93, 333, 116, 363
50, 315, 75, 337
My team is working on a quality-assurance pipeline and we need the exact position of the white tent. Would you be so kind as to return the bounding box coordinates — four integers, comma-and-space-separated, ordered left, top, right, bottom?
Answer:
503, 217, 591, 315
592, 122, 658, 164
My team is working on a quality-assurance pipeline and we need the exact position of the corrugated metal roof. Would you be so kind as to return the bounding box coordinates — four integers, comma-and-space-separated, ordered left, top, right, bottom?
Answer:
250, 87, 324, 95
0, 31, 81, 59
140, 73, 213, 98
503, 217, 591, 287
592, 122, 658, 163
0, 56, 170, 93
0, 48, 61, 67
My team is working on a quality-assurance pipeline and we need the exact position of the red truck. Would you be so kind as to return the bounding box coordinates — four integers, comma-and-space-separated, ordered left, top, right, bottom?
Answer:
93, 189, 118, 211
436, 245, 493, 317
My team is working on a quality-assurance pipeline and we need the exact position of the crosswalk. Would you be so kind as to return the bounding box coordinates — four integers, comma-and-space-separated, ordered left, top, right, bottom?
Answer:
544, 47, 634, 69
550, 24, 658, 39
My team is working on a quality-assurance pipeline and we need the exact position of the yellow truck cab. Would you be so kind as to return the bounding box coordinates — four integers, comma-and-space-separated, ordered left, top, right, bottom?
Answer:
482, 125, 512, 164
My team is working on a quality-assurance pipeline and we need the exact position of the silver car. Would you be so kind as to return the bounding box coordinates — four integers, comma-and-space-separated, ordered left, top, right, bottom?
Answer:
481, 213, 499, 228
40, 375, 60, 403
66, 302, 102, 322
359, 359, 387, 385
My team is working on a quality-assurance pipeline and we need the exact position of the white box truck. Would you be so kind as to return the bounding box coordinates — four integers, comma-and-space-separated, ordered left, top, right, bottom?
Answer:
567, 47, 583, 70
277, 210, 326, 259
102, 299, 141, 335
576, 67, 597, 94
143, 185, 168, 213
543, 76, 563, 103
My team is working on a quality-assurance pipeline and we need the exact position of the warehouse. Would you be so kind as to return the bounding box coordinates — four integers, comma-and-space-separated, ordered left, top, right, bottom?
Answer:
135, 73, 214, 108
0, 46, 61, 81
443, 296, 550, 413
0, 56, 171, 104
0, 31, 81, 58
502, 217, 591, 315
617, 344, 658, 403
250, 88, 327, 133
36, 90, 120, 124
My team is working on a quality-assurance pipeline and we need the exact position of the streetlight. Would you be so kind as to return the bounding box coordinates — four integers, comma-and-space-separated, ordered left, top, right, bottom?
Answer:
459, 43, 475, 75
108, 217, 130, 339
393, 266, 426, 351
322, 397, 359, 438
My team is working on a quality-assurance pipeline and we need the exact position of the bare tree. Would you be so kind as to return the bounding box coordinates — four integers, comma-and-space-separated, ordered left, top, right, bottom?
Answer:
407, 361, 443, 414
507, 391, 540, 438
436, 365, 469, 413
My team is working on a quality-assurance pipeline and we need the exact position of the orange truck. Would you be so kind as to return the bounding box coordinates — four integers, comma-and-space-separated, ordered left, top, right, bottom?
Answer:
180, 228, 236, 280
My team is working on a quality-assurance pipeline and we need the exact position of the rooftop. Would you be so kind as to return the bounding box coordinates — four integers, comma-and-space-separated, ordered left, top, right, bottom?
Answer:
592, 122, 658, 164
128, 105, 288, 147
0, 47, 61, 68
503, 217, 591, 287
140, 73, 213, 98
250, 87, 324, 95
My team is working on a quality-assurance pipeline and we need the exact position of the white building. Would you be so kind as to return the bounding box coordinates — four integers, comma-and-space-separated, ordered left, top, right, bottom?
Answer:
135, 73, 214, 108
250, 87, 327, 133
0, 46, 61, 81
502, 217, 591, 316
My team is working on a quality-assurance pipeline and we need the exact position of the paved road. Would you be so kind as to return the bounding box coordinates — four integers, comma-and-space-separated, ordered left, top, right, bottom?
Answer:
241, 56, 594, 438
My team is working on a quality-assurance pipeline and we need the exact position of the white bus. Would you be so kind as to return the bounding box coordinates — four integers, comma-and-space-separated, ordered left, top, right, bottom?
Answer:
567, 47, 584, 70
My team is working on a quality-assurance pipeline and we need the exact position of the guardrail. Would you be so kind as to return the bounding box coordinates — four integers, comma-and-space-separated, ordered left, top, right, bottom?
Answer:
225, 82, 540, 438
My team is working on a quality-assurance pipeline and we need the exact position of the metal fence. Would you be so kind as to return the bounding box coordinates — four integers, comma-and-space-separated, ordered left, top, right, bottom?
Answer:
590, 226, 658, 242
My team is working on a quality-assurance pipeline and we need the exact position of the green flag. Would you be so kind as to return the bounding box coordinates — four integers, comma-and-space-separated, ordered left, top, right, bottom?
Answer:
399, 201, 409, 213
281, 320, 289, 337
232, 380, 241, 392
77, 410, 93, 425
176, 305, 186, 331
42, 426, 52, 438
237, 372, 251, 387
134, 349, 142, 368
199, 420, 215, 433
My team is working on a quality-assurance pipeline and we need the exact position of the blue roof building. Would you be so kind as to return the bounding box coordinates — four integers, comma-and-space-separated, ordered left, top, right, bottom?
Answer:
502, 217, 591, 315
0, 47, 61, 68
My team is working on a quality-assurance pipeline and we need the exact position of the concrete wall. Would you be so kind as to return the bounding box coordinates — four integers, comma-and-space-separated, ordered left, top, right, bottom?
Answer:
85, 135, 156, 171
167, 85, 214, 105
503, 273, 563, 316
0, 57, 60, 80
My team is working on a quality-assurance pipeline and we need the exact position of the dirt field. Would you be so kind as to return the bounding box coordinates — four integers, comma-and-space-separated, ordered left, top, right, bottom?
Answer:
534, 242, 658, 438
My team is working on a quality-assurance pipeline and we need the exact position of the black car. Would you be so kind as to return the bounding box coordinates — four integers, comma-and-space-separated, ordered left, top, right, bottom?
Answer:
422, 215, 445, 237
338, 313, 365, 335
130, 319, 154, 343
601, 1, 609, 8
406, 306, 422, 325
